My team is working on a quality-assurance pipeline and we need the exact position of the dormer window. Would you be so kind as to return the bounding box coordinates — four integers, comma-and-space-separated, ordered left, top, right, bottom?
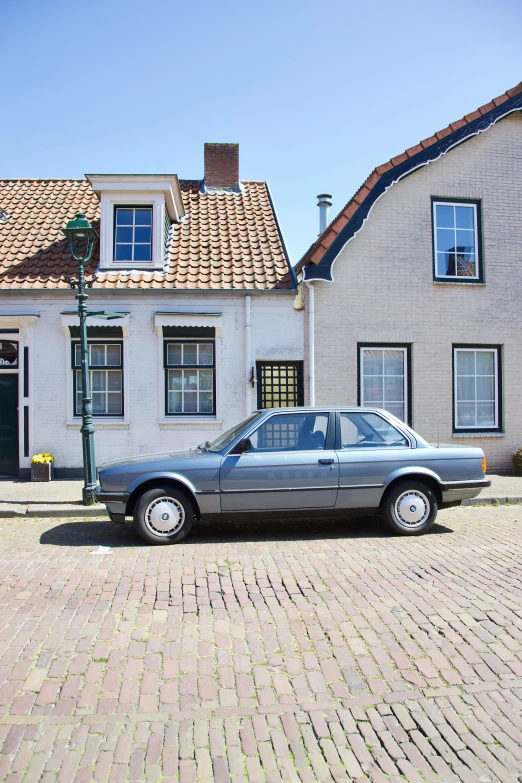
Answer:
114, 207, 153, 263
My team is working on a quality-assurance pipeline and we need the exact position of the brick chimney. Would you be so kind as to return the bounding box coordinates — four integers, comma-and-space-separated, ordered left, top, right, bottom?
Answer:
204, 143, 239, 189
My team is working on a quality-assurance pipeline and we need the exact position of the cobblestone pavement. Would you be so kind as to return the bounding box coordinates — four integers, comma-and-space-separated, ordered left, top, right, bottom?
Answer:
0, 507, 521, 783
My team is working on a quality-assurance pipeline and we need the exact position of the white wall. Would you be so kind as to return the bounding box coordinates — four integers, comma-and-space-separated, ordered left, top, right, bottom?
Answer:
309, 112, 522, 468
1, 292, 303, 471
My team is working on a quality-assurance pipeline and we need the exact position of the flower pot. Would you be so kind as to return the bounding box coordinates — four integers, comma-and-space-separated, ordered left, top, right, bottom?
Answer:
31, 462, 54, 482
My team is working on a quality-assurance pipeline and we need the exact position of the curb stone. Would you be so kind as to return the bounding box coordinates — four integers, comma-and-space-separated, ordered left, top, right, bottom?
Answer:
0, 503, 107, 518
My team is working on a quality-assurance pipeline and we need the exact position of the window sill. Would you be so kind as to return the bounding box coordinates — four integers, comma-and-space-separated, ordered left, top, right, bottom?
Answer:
452, 432, 505, 438
159, 418, 222, 428
433, 280, 485, 286
66, 420, 130, 429
98, 264, 165, 272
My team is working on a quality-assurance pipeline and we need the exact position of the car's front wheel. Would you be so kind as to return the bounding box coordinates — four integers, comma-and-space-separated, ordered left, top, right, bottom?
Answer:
133, 486, 194, 545
381, 481, 437, 535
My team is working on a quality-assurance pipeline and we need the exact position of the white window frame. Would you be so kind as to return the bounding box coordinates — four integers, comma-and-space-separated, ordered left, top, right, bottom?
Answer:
433, 200, 480, 281
61, 315, 130, 429
98, 192, 166, 270
359, 346, 409, 424
453, 347, 500, 431
114, 206, 153, 265
73, 342, 124, 418
164, 340, 216, 416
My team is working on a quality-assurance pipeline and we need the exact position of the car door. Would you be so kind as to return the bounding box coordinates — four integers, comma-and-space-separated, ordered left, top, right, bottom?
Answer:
335, 410, 414, 509
220, 411, 339, 511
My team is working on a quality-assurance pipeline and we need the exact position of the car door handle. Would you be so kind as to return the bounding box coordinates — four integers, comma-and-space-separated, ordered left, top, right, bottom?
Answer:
318, 458, 334, 465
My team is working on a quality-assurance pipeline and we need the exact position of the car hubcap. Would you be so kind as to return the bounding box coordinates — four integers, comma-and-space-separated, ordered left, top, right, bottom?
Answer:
395, 490, 430, 528
145, 497, 185, 536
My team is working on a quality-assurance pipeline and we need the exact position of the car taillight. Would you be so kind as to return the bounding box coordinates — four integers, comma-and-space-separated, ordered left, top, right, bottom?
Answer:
482, 457, 487, 473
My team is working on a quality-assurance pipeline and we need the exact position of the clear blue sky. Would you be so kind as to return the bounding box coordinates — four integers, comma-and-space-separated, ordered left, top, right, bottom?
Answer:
2, 0, 521, 263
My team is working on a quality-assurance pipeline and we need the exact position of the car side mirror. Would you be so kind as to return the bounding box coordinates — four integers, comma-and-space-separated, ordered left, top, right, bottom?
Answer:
231, 438, 252, 455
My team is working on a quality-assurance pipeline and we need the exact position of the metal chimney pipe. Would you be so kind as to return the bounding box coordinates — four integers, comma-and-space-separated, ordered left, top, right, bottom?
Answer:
317, 194, 332, 235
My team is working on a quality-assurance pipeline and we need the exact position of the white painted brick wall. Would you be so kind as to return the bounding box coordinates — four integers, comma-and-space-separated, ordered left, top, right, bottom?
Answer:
309, 112, 522, 469
2, 292, 303, 470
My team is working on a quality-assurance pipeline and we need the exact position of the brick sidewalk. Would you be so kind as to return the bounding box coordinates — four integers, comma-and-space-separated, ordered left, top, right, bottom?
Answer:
0, 506, 521, 781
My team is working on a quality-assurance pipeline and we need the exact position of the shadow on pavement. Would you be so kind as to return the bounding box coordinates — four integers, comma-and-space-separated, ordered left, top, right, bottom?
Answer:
39, 515, 454, 547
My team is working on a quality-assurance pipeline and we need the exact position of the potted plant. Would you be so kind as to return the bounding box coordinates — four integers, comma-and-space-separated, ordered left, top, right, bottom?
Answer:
31, 453, 55, 482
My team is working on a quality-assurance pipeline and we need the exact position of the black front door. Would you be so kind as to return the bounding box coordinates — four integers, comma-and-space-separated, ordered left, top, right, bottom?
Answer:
0, 375, 18, 475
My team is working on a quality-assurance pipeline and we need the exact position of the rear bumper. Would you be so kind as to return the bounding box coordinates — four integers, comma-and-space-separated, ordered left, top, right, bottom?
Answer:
441, 478, 491, 505
440, 478, 491, 491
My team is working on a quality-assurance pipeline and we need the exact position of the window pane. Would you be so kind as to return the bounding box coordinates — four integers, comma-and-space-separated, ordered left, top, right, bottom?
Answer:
91, 370, 106, 391
116, 209, 133, 225
92, 393, 106, 414
386, 404, 405, 421
456, 230, 475, 255
107, 371, 122, 392
183, 344, 198, 365
477, 402, 495, 427
457, 376, 474, 402
74, 344, 81, 366
363, 376, 383, 403
115, 244, 133, 261
133, 244, 151, 262
384, 376, 404, 401
168, 391, 182, 413
168, 369, 182, 390
437, 228, 456, 252
363, 350, 382, 375
250, 413, 328, 452
115, 226, 132, 243
456, 351, 475, 375
384, 351, 404, 376
457, 255, 476, 276
106, 344, 121, 366
437, 252, 451, 276
455, 206, 475, 229
198, 344, 213, 365
134, 209, 152, 225
476, 376, 494, 401
340, 412, 407, 448
199, 369, 213, 391
199, 393, 213, 413
184, 392, 198, 413
183, 372, 198, 390
134, 226, 151, 243
167, 344, 182, 365
76, 392, 82, 414
476, 351, 495, 375
90, 345, 105, 366
456, 403, 475, 427
107, 393, 122, 415
436, 204, 454, 228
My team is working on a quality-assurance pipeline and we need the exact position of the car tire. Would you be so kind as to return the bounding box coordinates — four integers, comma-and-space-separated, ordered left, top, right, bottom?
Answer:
381, 481, 437, 536
133, 486, 194, 545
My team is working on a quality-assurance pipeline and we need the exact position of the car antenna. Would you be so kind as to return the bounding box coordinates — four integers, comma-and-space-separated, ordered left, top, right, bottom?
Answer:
437, 422, 440, 449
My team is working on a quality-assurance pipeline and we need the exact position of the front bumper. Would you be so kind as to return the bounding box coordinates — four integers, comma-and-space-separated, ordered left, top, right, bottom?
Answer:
95, 486, 129, 522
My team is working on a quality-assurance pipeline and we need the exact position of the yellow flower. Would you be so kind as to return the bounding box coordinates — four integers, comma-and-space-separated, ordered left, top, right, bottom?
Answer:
31, 453, 55, 464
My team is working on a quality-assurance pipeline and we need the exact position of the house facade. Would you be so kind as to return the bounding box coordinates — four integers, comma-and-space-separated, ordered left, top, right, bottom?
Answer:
297, 84, 522, 469
0, 144, 304, 477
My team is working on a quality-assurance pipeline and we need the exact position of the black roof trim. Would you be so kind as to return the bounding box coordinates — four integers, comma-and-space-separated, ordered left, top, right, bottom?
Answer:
303, 91, 522, 283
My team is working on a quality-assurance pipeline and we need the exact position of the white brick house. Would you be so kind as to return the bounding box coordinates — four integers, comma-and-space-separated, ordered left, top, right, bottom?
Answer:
297, 84, 522, 469
0, 144, 304, 477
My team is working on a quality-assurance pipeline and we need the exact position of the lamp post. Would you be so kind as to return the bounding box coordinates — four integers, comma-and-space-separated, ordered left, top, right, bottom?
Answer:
62, 212, 99, 505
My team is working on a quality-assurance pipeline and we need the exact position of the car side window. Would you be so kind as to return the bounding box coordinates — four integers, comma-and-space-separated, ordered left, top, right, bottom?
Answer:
340, 412, 408, 449
248, 413, 329, 452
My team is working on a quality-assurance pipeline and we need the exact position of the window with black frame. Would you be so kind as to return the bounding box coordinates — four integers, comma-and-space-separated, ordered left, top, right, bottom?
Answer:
256, 361, 304, 408
72, 342, 123, 416
164, 328, 215, 415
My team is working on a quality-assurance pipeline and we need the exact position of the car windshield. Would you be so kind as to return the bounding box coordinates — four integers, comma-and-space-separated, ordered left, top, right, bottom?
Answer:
205, 413, 262, 452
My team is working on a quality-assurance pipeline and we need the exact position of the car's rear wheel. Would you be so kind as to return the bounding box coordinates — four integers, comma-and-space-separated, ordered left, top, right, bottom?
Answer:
133, 486, 194, 545
382, 481, 437, 535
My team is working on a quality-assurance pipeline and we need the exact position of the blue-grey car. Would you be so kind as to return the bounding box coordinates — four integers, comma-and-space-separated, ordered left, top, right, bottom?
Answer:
95, 407, 490, 544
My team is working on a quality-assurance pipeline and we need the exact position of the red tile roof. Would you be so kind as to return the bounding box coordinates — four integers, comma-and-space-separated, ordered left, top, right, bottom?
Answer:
0, 178, 293, 290
298, 83, 522, 273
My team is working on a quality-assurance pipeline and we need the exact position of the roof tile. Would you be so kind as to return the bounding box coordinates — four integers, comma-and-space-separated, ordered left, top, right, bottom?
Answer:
0, 178, 292, 290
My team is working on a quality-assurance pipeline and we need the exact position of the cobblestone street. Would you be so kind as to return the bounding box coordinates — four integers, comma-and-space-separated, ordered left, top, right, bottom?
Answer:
0, 506, 521, 783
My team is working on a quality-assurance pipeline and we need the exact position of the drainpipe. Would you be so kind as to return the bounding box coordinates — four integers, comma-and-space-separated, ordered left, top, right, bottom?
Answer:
317, 194, 332, 235
307, 282, 315, 406
245, 294, 252, 415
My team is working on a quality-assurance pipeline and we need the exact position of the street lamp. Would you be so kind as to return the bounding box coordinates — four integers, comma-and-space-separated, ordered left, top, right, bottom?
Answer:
62, 212, 99, 505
